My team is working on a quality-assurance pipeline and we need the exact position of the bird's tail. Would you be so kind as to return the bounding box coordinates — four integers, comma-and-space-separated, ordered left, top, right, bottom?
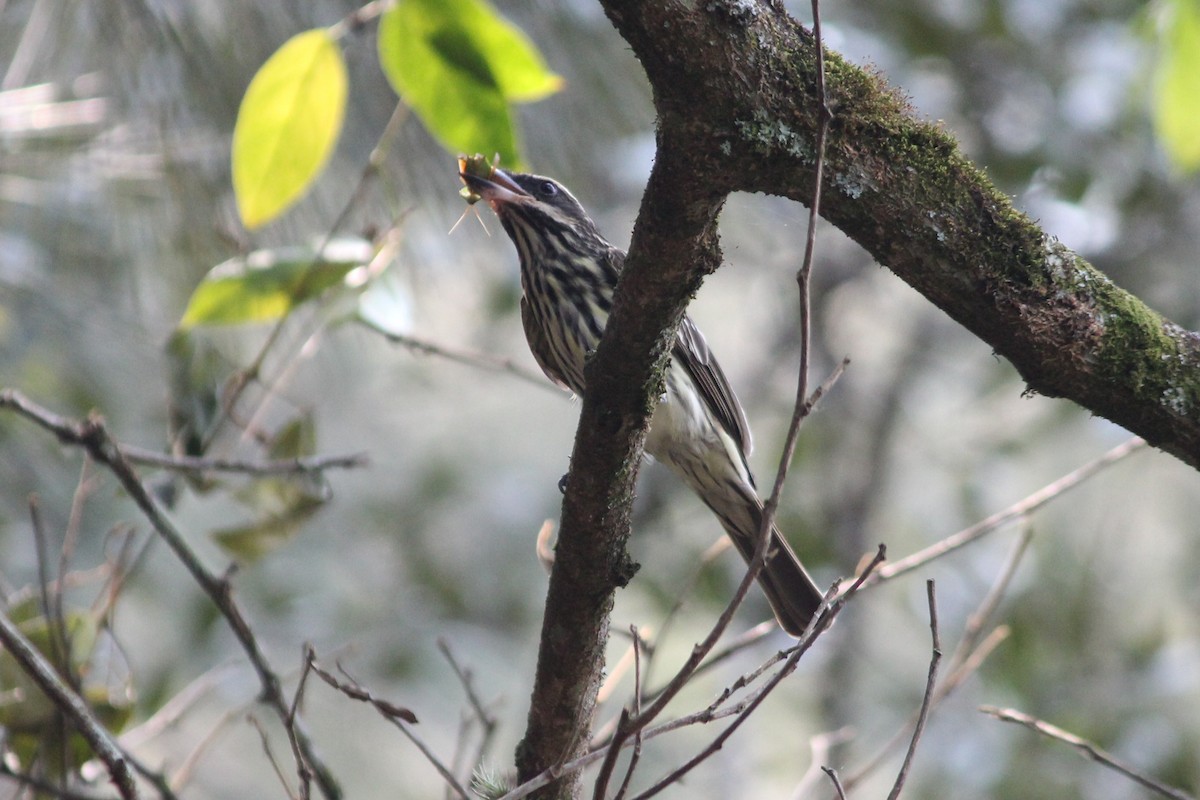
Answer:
703, 486, 825, 637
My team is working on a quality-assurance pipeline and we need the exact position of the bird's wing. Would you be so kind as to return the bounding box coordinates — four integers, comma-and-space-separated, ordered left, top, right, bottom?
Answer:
608, 246, 753, 457
674, 315, 754, 458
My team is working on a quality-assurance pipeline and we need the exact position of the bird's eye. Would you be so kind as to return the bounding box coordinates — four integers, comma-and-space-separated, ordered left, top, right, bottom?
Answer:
539, 181, 558, 197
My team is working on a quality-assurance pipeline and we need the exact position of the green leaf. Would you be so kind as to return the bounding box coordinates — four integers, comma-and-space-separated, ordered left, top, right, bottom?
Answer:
1154, 0, 1200, 171
179, 239, 373, 329
233, 29, 348, 229
377, 0, 563, 166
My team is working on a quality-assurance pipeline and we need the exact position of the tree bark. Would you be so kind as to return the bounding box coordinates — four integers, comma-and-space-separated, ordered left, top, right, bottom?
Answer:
516, 1, 1200, 796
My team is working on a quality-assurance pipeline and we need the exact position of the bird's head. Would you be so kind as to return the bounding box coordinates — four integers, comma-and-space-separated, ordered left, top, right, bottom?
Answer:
459, 168, 604, 248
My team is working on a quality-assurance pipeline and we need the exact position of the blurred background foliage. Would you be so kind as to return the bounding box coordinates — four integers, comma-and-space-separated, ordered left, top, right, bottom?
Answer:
0, 0, 1197, 798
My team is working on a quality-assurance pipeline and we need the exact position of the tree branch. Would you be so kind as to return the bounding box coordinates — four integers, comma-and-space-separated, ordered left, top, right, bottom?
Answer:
599, 1, 1200, 467
517, 0, 1199, 796
980, 706, 1196, 800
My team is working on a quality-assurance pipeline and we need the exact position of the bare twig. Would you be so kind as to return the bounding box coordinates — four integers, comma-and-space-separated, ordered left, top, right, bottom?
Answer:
980, 706, 1195, 800
288, 651, 316, 800
307, 655, 471, 800
871, 437, 1145, 584
122, 445, 368, 475
611, 358, 849, 763
0, 609, 141, 799
167, 707, 242, 792
886, 580, 941, 800
437, 638, 500, 783
592, 627, 647, 800
614, 627, 646, 800
842, 527, 1030, 791
248, 714, 300, 800
942, 524, 1031, 679
758, 0, 839, 556
789, 728, 855, 800
0, 390, 341, 799
635, 619, 775, 709
375, 329, 555, 390
822, 766, 848, 800
29, 493, 72, 686
596, 626, 651, 707
120, 662, 241, 749
2, 388, 366, 476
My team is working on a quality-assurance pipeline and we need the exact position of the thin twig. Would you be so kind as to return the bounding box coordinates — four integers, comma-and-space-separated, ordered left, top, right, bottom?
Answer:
288, 649, 316, 800
59, 457, 94, 637
248, 714, 299, 800
789, 728, 855, 800
635, 620, 775, 709
611, 358, 848, 758
122, 445, 368, 475
2, 388, 366, 476
30, 493, 72, 685
119, 662, 241, 749
757, 0, 838, 565
437, 638, 500, 783
613, 626, 645, 800
0, 609, 141, 799
628, 535, 730, 703
870, 437, 1145, 584
942, 523, 1031, 679
596, 626, 651, 707
375, 328, 555, 390
625, 548, 886, 800
307, 656, 472, 800
822, 766, 848, 800
592, 627, 647, 800
980, 706, 1196, 800
168, 707, 245, 792
886, 580, 941, 800
437, 638, 498, 737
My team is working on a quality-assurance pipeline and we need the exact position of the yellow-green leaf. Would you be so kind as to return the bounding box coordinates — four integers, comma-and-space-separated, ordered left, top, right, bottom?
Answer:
1154, 0, 1200, 171
377, 0, 562, 166
233, 29, 348, 228
179, 239, 372, 329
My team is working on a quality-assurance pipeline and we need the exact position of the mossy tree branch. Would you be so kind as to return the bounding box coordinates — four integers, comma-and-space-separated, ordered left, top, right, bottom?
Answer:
515, 2, 1199, 797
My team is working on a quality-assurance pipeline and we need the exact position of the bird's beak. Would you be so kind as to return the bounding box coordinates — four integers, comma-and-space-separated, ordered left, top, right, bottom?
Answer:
460, 168, 530, 210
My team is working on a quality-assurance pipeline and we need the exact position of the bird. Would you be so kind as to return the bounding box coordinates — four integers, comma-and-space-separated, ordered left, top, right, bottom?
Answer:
459, 166, 824, 636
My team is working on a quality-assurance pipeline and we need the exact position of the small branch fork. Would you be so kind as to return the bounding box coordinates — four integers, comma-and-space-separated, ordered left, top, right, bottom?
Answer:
501, 547, 887, 800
